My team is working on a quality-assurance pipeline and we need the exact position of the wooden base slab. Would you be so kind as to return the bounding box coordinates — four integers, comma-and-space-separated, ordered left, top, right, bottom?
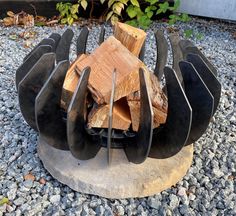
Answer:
37, 136, 193, 199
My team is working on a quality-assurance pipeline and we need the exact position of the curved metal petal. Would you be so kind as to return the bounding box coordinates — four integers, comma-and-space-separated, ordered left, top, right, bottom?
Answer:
169, 33, 184, 85
139, 40, 145, 62
35, 60, 70, 150
67, 67, 101, 160
77, 26, 89, 56
49, 33, 61, 51
186, 53, 221, 114
56, 28, 74, 63
154, 30, 168, 80
182, 46, 217, 76
23, 38, 55, 62
179, 61, 214, 145
124, 68, 154, 164
149, 67, 192, 159
179, 39, 194, 53
98, 25, 105, 45
16, 45, 52, 88
107, 70, 116, 164
18, 53, 55, 131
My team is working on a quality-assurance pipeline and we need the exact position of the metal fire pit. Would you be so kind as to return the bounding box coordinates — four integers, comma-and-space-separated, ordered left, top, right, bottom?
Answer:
15, 27, 221, 198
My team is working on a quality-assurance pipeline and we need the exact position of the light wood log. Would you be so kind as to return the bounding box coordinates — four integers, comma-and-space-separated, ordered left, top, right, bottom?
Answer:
88, 98, 131, 130
127, 68, 168, 131
114, 22, 146, 56
75, 36, 143, 105
61, 54, 87, 110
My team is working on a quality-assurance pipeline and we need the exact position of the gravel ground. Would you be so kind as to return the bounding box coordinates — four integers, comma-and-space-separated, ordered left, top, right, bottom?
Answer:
0, 18, 236, 215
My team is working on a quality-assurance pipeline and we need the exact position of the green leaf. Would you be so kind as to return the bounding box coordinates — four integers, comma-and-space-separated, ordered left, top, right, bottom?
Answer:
100, 0, 106, 4
81, 0, 88, 10
108, 0, 116, 8
181, 13, 191, 22
157, 2, 169, 14
111, 14, 119, 25
126, 5, 137, 18
150, 0, 159, 5
0, 197, 9, 206
138, 15, 152, 29
67, 16, 74, 25
71, 4, 79, 14
61, 18, 68, 24
173, 0, 180, 10
184, 29, 193, 38
72, 14, 79, 19
106, 11, 114, 21
120, 0, 129, 5
130, 0, 140, 7
147, 11, 153, 18
196, 33, 204, 40
126, 19, 138, 27
112, 2, 123, 15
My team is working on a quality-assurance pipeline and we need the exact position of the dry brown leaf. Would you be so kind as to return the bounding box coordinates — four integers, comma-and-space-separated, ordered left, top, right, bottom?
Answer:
24, 173, 35, 181
7, 11, 15, 17
3, 17, 14, 26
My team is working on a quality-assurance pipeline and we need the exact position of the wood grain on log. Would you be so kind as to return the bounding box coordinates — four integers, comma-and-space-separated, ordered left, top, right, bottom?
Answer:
75, 36, 143, 105
114, 22, 146, 56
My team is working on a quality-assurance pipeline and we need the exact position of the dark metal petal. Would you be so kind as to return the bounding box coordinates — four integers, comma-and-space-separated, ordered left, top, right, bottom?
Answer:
16, 45, 52, 88
169, 33, 184, 85
186, 53, 221, 114
179, 39, 194, 52
18, 53, 55, 131
179, 61, 214, 145
35, 60, 70, 150
49, 33, 61, 51
183, 46, 217, 76
76, 26, 89, 56
124, 68, 154, 164
107, 70, 117, 164
139, 40, 145, 62
56, 28, 74, 64
154, 30, 168, 80
98, 25, 105, 45
67, 67, 101, 160
23, 38, 55, 62
149, 66, 192, 159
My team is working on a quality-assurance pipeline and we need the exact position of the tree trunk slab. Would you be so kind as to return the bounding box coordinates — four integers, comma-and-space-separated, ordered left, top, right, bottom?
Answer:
38, 136, 193, 199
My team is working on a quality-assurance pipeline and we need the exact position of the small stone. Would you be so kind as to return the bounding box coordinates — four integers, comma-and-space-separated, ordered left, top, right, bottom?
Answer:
177, 187, 187, 196
169, 194, 179, 209
95, 205, 105, 215
23, 180, 33, 188
212, 168, 224, 178
39, 178, 46, 184
148, 197, 161, 209
50, 195, 61, 204
13, 197, 26, 206
115, 205, 125, 215
6, 204, 14, 213
188, 193, 196, 201
179, 204, 189, 215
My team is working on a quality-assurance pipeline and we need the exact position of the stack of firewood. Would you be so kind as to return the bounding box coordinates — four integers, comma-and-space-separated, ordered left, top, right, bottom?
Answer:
61, 22, 168, 132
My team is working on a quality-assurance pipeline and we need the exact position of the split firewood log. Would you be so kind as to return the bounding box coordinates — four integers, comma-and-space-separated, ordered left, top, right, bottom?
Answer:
87, 98, 131, 130
74, 36, 144, 105
61, 54, 87, 110
114, 22, 146, 57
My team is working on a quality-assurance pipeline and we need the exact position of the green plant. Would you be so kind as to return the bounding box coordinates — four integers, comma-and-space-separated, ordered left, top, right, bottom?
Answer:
126, 0, 191, 29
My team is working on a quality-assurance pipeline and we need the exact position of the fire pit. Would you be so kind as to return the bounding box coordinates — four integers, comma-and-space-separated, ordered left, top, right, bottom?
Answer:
16, 23, 221, 198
